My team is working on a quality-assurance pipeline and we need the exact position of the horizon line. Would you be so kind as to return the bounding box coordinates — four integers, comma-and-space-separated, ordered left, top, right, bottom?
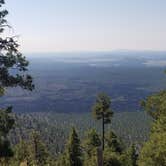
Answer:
23, 49, 166, 55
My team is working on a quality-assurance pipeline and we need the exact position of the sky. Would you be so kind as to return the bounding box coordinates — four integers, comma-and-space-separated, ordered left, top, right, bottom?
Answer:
5, 0, 166, 53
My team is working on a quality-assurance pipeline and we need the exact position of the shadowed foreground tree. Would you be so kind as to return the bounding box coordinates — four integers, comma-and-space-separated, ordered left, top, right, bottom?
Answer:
0, 0, 34, 164
0, 1, 34, 92
0, 106, 14, 165
92, 93, 113, 150
138, 132, 166, 166
141, 90, 166, 120
139, 84, 166, 165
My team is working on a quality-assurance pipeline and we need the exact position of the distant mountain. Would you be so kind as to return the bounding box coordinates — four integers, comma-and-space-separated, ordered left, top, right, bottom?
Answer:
2, 51, 166, 113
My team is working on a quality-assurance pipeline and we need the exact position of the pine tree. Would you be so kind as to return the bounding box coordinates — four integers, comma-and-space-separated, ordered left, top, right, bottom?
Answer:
92, 93, 113, 150
0, 106, 14, 165
66, 127, 82, 166
105, 130, 124, 154
0, 0, 34, 93
104, 150, 122, 166
29, 131, 49, 166
121, 144, 137, 166
138, 132, 166, 166
0, 0, 34, 164
129, 144, 137, 166
141, 90, 166, 120
83, 129, 101, 166
55, 154, 68, 166
138, 116, 166, 166
139, 77, 166, 165
10, 140, 30, 166
83, 129, 101, 157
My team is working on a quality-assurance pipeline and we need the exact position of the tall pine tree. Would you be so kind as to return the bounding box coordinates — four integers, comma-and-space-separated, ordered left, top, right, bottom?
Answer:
92, 93, 113, 150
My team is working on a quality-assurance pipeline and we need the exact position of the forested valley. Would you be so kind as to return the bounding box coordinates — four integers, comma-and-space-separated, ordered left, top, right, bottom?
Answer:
0, 0, 166, 166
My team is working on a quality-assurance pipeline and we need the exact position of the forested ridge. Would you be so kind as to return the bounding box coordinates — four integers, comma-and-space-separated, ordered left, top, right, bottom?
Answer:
0, 0, 166, 165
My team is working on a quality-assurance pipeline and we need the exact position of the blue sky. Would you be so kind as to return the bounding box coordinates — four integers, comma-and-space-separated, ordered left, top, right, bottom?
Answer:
5, 0, 166, 53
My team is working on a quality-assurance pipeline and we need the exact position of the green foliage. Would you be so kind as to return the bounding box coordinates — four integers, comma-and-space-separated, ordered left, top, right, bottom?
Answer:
0, 0, 34, 92
0, 0, 34, 164
0, 138, 13, 155
103, 143, 137, 166
0, 87, 4, 96
104, 150, 122, 166
0, 107, 14, 165
92, 93, 113, 123
128, 144, 137, 166
138, 132, 166, 166
83, 154, 97, 166
120, 144, 137, 166
138, 113, 166, 166
65, 127, 83, 166
28, 131, 50, 166
8, 111, 150, 155
82, 129, 101, 166
92, 93, 113, 150
9, 132, 53, 166
103, 131, 133, 166
55, 154, 68, 166
0, 107, 14, 137
105, 130, 124, 154
139, 85, 166, 166
9, 140, 30, 166
141, 90, 166, 120
151, 115, 166, 133
83, 129, 101, 157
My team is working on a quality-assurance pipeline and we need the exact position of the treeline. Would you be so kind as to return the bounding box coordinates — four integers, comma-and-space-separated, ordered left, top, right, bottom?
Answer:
2, 126, 138, 166
8, 111, 150, 155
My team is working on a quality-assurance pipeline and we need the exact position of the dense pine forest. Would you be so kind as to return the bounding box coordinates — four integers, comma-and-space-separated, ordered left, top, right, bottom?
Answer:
0, 0, 166, 166
8, 111, 151, 155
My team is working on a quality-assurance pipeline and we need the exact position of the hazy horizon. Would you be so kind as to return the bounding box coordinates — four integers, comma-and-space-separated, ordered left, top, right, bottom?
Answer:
24, 50, 166, 55
6, 0, 166, 53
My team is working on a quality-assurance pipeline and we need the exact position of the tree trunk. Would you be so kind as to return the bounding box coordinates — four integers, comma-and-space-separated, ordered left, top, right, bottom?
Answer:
97, 147, 103, 166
